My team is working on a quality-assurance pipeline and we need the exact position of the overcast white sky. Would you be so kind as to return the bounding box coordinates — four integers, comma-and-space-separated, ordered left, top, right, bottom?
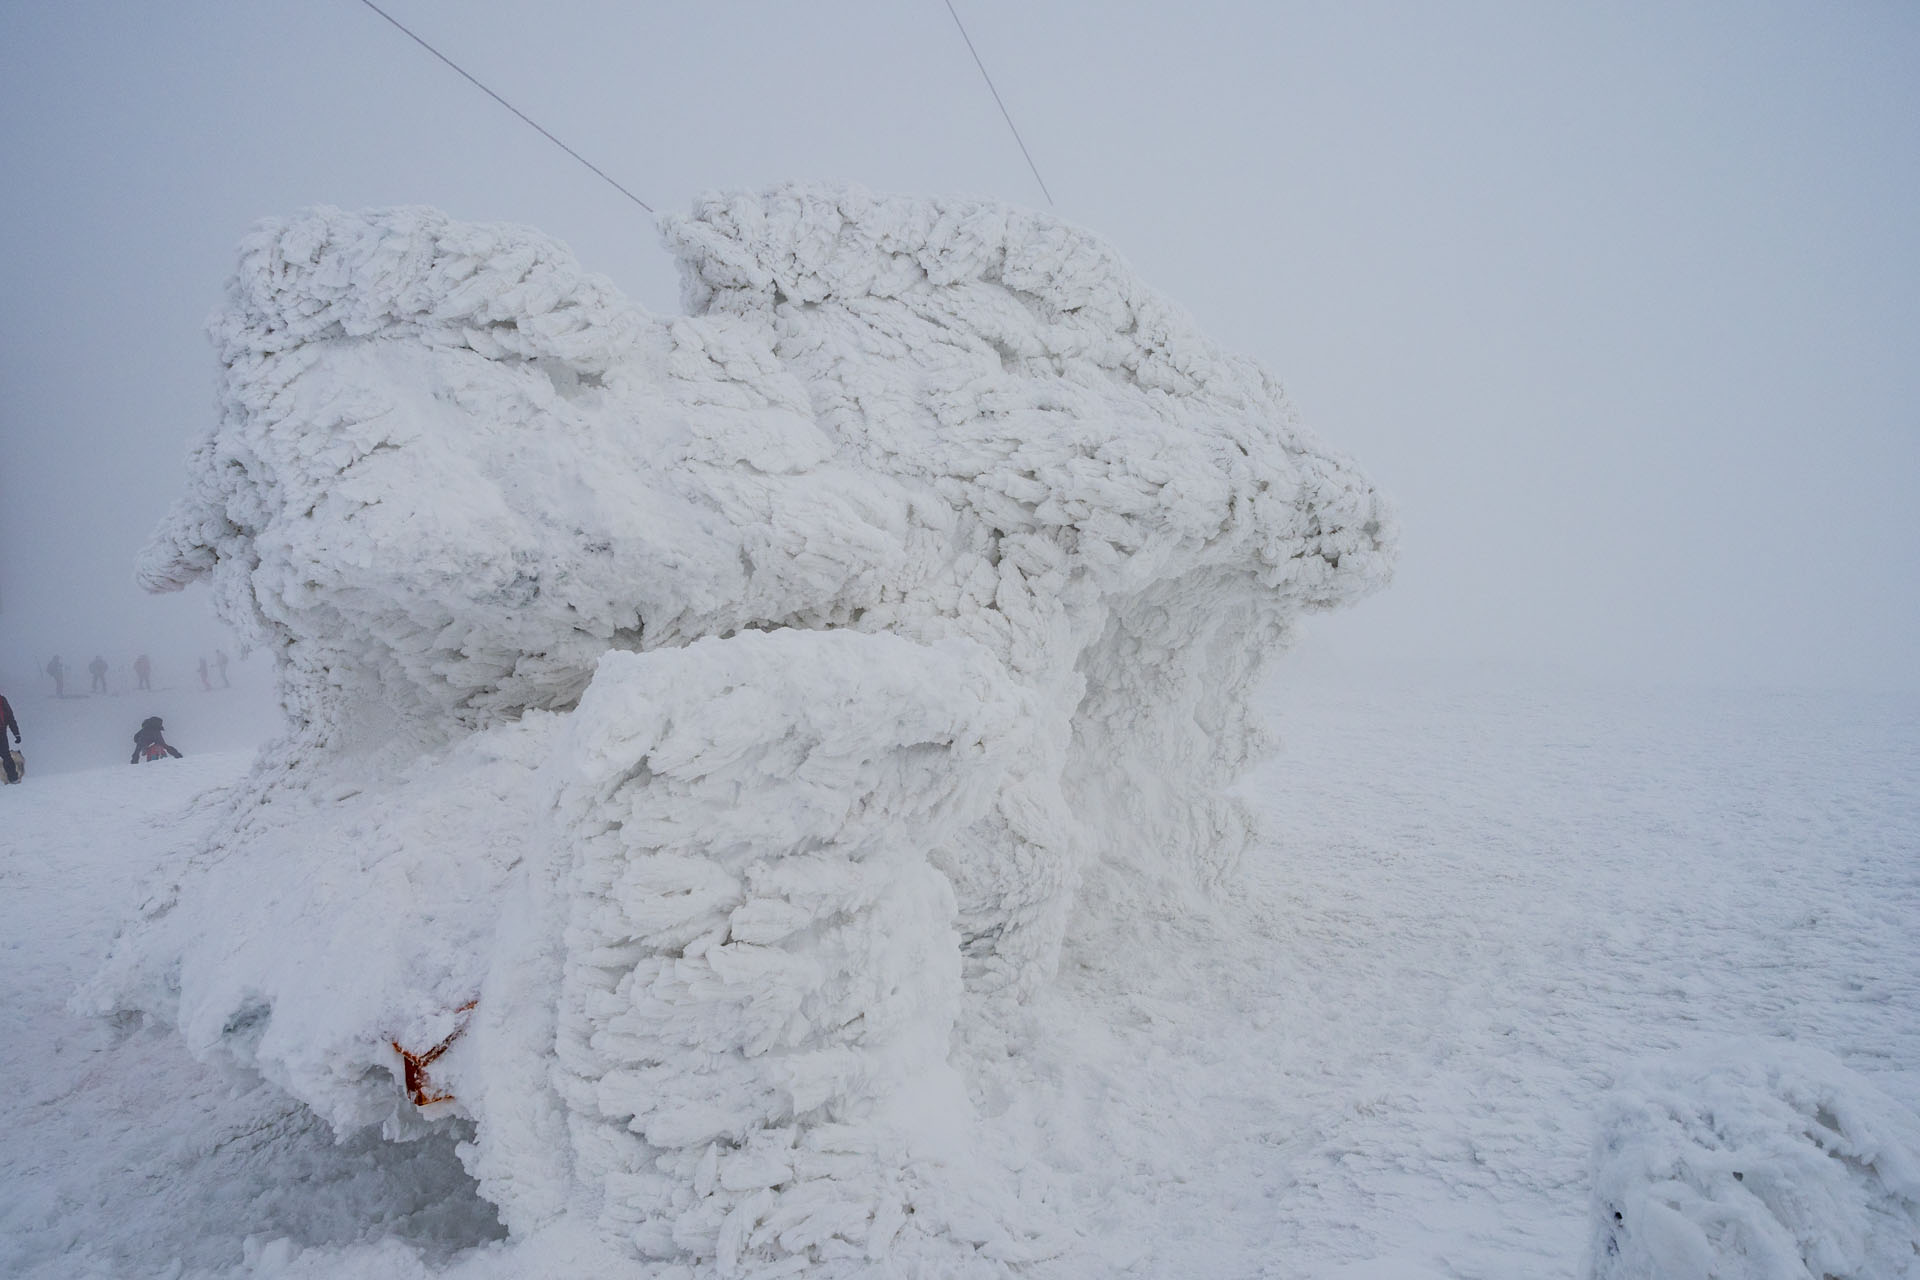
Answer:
2, 0, 1916, 696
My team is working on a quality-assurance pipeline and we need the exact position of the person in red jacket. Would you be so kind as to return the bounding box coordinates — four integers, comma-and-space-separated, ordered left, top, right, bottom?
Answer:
0, 692, 21, 783
132, 716, 183, 764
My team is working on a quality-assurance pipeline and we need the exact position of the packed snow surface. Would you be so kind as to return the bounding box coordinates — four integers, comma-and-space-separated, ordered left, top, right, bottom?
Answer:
92, 186, 1397, 1274
6, 670, 1918, 1278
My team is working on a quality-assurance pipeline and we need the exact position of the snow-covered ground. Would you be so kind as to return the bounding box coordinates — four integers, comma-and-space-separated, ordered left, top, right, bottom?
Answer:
4, 662, 1914, 1278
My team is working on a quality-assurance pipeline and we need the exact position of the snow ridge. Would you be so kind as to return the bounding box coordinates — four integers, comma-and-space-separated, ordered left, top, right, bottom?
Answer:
105, 185, 1395, 1272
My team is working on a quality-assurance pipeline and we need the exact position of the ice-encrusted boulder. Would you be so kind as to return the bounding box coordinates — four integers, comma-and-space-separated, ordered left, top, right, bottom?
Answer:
94, 185, 1395, 1274
1588, 1041, 1920, 1280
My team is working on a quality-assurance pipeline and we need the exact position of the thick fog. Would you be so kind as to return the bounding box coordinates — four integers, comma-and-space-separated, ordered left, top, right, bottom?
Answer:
2, 0, 1916, 701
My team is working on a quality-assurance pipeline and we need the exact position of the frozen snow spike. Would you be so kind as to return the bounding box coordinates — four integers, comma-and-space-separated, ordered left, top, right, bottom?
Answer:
391, 1000, 476, 1107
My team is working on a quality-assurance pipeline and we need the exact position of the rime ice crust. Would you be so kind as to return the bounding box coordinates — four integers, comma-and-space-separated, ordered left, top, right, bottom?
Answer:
1587, 1042, 1920, 1280
508, 633, 1051, 1271
109, 186, 1395, 1271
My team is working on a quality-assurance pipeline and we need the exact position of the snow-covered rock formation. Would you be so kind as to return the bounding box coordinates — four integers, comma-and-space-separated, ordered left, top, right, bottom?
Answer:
94, 186, 1394, 1274
1587, 1042, 1920, 1280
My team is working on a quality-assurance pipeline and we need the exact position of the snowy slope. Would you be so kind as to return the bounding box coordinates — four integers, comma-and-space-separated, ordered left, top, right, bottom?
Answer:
5, 668, 1917, 1278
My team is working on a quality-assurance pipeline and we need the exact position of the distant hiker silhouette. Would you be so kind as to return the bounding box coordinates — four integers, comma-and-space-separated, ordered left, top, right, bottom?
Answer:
46, 655, 65, 698
89, 655, 109, 694
0, 691, 22, 783
215, 649, 230, 688
134, 653, 152, 691
198, 656, 211, 691
132, 716, 182, 764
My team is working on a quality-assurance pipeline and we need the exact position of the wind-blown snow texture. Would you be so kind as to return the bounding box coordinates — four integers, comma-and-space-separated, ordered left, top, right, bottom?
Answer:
99, 186, 1393, 1274
1588, 1042, 1920, 1279
22, 673, 1919, 1279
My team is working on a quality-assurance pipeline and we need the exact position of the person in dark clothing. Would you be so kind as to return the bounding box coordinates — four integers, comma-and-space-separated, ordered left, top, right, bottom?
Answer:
89, 655, 109, 694
46, 655, 65, 697
0, 692, 21, 783
132, 716, 183, 764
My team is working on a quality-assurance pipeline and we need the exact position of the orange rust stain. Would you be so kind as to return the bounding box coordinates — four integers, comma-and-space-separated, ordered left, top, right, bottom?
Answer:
391, 999, 477, 1107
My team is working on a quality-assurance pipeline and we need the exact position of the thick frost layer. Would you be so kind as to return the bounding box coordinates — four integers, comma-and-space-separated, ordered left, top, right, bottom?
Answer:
475, 632, 1052, 1272
1588, 1042, 1920, 1280
100, 186, 1394, 1272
